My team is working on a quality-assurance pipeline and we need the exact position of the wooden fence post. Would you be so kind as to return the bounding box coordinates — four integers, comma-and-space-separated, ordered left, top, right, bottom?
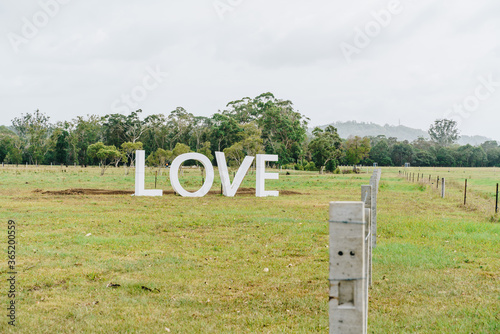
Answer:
464, 179, 467, 205
441, 178, 445, 198
496, 183, 499, 214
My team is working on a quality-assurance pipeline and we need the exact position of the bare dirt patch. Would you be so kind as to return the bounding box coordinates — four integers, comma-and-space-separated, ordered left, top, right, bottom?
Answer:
40, 188, 134, 196
36, 188, 303, 196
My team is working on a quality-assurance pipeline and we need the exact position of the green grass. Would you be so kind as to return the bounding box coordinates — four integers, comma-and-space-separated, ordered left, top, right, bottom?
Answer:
0, 165, 498, 333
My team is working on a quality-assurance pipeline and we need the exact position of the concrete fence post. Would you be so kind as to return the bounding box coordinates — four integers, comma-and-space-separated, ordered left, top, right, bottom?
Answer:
369, 170, 380, 249
363, 206, 371, 331
329, 202, 367, 334
361, 185, 373, 287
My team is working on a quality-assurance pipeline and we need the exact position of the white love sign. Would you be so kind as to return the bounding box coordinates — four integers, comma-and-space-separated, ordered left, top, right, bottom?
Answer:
170, 152, 214, 197
134, 150, 163, 197
134, 150, 279, 197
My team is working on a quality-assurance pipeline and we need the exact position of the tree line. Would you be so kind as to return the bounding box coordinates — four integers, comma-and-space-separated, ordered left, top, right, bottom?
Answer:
0, 93, 498, 174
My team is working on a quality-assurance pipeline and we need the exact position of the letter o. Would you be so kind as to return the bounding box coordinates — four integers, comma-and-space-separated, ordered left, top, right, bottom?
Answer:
170, 153, 214, 197
131, 86, 147, 102
33, 11, 50, 28
463, 96, 479, 112
365, 20, 381, 38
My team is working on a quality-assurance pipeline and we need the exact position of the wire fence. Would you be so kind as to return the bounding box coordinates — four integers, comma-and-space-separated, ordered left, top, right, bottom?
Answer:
399, 170, 499, 219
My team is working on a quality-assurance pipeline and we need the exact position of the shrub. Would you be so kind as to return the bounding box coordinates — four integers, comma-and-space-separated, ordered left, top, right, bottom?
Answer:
305, 161, 317, 171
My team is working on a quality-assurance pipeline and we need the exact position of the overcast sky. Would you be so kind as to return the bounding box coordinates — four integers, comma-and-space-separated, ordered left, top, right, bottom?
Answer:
1, 0, 499, 140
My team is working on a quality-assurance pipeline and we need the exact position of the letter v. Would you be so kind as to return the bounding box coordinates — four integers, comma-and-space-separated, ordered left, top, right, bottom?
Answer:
216, 152, 254, 197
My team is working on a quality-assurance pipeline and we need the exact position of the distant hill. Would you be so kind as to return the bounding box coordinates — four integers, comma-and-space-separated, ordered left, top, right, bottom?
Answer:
456, 135, 492, 146
0, 126, 16, 137
313, 121, 491, 146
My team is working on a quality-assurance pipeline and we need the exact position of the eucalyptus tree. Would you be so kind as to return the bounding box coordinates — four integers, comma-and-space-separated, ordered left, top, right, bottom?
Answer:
369, 139, 392, 166
308, 126, 343, 174
101, 110, 148, 147
240, 122, 265, 158
101, 113, 128, 147
11, 109, 52, 165
391, 142, 414, 166
252, 93, 309, 164
221, 122, 264, 167
73, 115, 103, 165
209, 113, 243, 152
146, 148, 172, 173
428, 119, 460, 147
190, 116, 211, 151
223, 96, 257, 123
481, 141, 500, 167
47, 126, 70, 165
166, 107, 194, 150
344, 136, 371, 168
124, 109, 149, 143
197, 141, 214, 162
87, 142, 125, 175
121, 141, 144, 174
0, 126, 18, 164
143, 114, 169, 153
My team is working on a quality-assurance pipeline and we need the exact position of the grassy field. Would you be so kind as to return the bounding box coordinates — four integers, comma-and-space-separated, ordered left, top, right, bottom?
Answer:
0, 165, 498, 333
401, 166, 500, 218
